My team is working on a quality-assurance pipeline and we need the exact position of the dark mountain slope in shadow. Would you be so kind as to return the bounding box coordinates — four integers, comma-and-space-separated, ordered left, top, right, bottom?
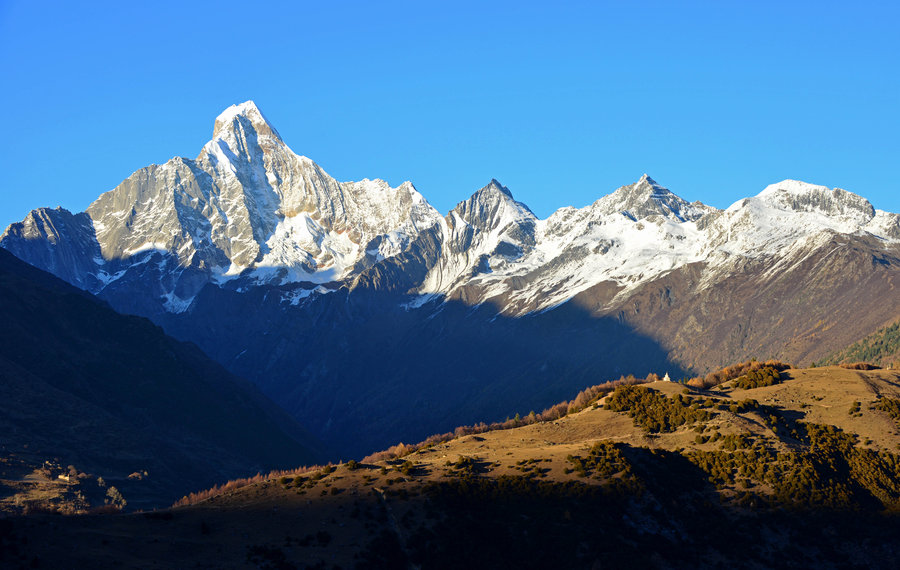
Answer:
161, 283, 686, 459
0, 249, 324, 511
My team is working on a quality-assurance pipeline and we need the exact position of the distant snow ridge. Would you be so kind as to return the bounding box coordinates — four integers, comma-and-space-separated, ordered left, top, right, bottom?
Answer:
3, 101, 899, 317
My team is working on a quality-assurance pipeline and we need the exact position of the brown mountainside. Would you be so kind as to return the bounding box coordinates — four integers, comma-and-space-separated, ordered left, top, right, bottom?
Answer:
578, 232, 900, 371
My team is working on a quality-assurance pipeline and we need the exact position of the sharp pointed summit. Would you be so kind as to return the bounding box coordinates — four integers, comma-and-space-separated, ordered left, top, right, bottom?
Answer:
591, 175, 712, 223
632, 174, 675, 198
212, 100, 282, 142
451, 179, 535, 232
487, 178, 513, 199
637, 173, 663, 189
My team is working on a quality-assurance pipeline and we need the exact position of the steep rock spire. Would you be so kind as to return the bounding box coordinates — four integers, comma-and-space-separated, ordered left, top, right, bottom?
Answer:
451, 179, 535, 233
212, 100, 283, 143
593, 175, 711, 223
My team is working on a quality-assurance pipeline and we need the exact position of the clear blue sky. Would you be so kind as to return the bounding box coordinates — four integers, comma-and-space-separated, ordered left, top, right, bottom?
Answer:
1, 1, 898, 231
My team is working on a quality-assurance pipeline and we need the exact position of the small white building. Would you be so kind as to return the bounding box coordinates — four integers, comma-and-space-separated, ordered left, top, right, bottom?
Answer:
663, 372, 671, 382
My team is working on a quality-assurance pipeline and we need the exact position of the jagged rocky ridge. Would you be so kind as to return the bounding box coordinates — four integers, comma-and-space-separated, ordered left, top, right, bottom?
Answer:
6, 101, 900, 456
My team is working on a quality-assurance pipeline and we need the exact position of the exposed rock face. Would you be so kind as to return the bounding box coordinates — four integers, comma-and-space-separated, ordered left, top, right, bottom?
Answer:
5, 101, 900, 456
1, 208, 103, 290
590, 174, 714, 222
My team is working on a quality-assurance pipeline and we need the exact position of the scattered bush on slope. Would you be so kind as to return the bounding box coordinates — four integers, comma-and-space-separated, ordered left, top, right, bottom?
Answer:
732, 366, 782, 389
603, 385, 713, 433
686, 359, 792, 390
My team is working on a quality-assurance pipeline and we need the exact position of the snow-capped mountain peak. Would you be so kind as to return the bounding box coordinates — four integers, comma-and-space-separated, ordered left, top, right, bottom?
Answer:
448, 179, 535, 234
212, 100, 283, 143
637, 173, 663, 188
592, 175, 712, 223
486, 178, 514, 199
755, 179, 875, 224
0, 102, 448, 313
